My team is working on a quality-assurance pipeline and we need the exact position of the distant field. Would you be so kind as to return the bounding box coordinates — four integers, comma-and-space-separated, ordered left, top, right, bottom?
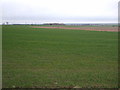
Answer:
3, 25, 118, 88
32, 26, 118, 32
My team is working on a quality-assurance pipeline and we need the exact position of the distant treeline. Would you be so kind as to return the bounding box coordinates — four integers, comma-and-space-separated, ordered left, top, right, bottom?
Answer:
2, 22, 118, 27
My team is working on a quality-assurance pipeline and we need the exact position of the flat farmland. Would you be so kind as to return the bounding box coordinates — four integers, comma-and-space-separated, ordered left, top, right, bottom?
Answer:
32, 25, 118, 32
2, 25, 118, 88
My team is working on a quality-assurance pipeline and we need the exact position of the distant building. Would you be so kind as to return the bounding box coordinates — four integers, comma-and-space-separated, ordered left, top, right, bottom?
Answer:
2, 22, 9, 25
6, 22, 9, 25
43, 23, 65, 25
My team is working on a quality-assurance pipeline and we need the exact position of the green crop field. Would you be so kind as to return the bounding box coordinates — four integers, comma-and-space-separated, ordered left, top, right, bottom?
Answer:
2, 25, 118, 88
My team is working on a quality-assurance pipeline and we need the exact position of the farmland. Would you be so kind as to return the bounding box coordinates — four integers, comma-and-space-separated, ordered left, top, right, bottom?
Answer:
2, 25, 118, 88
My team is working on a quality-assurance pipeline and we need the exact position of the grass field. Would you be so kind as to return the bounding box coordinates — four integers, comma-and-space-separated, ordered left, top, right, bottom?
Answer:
2, 25, 118, 88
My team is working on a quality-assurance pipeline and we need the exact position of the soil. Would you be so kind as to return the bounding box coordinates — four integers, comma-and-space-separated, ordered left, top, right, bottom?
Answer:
32, 26, 118, 32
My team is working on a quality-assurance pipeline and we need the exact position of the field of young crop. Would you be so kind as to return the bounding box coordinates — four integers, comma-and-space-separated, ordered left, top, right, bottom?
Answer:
2, 25, 118, 88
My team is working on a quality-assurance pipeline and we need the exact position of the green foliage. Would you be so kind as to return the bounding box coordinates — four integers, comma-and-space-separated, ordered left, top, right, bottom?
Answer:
2, 25, 118, 88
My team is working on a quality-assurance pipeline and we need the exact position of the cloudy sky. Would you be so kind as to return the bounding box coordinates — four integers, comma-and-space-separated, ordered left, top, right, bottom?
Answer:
2, 0, 119, 24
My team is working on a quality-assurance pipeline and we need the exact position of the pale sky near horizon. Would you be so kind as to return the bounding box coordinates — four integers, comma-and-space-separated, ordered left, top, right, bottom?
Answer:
2, 0, 119, 24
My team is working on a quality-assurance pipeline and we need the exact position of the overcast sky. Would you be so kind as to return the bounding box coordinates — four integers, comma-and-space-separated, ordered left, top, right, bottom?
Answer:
2, 0, 119, 24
